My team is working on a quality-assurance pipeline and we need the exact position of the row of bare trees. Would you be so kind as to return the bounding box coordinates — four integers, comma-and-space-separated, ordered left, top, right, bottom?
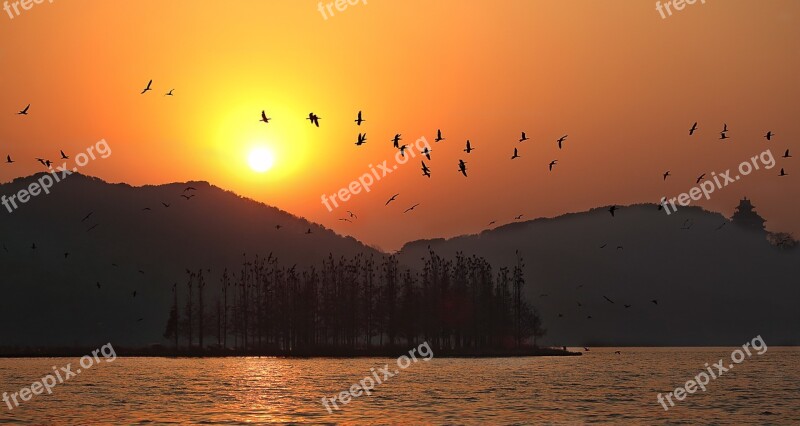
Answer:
163, 249, 545, 353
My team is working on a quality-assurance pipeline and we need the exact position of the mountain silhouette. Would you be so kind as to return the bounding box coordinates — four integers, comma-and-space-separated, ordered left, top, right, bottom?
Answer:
0, 173, 378, 347
397, 204, 800, 346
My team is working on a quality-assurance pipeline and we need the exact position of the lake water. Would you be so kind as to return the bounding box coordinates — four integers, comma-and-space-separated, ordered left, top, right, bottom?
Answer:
0, 347, 798, 424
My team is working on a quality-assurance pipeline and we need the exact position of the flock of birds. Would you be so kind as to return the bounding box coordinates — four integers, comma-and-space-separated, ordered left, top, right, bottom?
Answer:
4, 80, 795, 332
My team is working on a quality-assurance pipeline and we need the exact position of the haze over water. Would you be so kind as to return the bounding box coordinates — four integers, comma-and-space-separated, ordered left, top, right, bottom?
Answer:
1, 348, 797, 424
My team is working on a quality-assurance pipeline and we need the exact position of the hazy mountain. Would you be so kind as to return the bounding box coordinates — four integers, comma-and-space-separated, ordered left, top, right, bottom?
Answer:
397, 204, 800, 347
0, 173, 379, 348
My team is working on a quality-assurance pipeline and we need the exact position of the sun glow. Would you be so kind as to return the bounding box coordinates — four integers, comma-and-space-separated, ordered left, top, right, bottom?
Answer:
248, 147, 275, 173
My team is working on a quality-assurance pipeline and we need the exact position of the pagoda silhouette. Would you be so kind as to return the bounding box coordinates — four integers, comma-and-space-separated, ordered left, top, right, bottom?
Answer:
731, 197, 766, 232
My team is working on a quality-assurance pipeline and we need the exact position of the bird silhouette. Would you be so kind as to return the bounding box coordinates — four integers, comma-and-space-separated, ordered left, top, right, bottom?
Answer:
86, 224, 99, 232
599, 244, 607, 248
64, 252, 69, 259
548, 160, 557, 171
305, 228, 313, 234
354, 110, 364, 126
519, 132, 529, 142
141, 80, 153, 94
392, 134, 402, 148
584, 347, 590, 352
616, 245, 624, 250
715, 222, 727, 231
488, 220, 496, 226
347, 210, 357, 219
184, 186, 196, 192
338, 218, 353, 223
260, 111, 271, 124
782, 149, 791, 158
133, 291, 137, 298
458, 160, 467, 177
142, 207, 151, 211
306, 113, 321, 127
5, 155, 13, 164
162, 202, 170, 208
514, 214, 523, 220
275, 224, 283, 230
356, 133, 367, 146
696, 173, 706, 183
386, 194, 399, 205
765, 131, 773, 141
435, 129, 445, 143
398, 144, 408, 157
96, 282, 101, 289
421, 161, 431, 178
165, 89, 174, 96
720, 132, 729, 140
615, 351, 621, 355
31, 243, 36, 250
464, 140, 474, 154
181, 194, 195, 200
60, 150, 69, 160
651, 299, 658, 305
609, 206, 618, 217
624, 304, 631, 308
422, 147, 432, 160
557, 135, 568, 149
511, 147, 520, 159
404, 203, 420, 213
602, 295, 615, 304
722, 123, 728, 133
779, 168, 787, 176
663, 171, 670, 181
81, 212, 93, 222
18, 104, 31, 115
689, 122, 698, 135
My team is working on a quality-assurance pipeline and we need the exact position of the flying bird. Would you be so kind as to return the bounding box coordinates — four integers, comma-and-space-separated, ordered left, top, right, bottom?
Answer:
260, 111, 271, 124
306, 113, 321, 127
421, 161, 431, 178
488, 221, 496, 226
782, 149, 791, 158
184, 186, 196, 192
347, 210, 357, 219
722, 123, 728, 133
519, 132, 529, 142
96, 282, 101, 289
624, 304, 631, 308
720, 132, 729, 140
86, 224, 99, 232
141, 80, 153, 94
392, 134, 402, 148
60, 150, 69, 160
338, 218, 353, 223
355, 110, 364, 126
458, 159, 467, 177
663, 171, 670, 181
386, 194, 399, 205
435, 129, 445, 143
715, 222, 727, 231
548, 160, 557, 171
696, 173, 706, 184
162, 202, 170, 208
6, 155, 14, 164
165, 89, 174, 96
557, 135, 568, 149
18, 104, 30, 115
422, 147, 432, 160
609, 205, 618, 217
181, 194, 195, 200
404, 203, 420, 213
651, 299, 658, 305
602, 295, 615, 304
398, 144, 408, 157
764, 131, 774, 141
511, 148, 520, 159
133, 291, 137, 298
689, 122, 698, 135
779, 168, 787, 176
275, 224, 283, 230
81, 212, 94, 222
464, 140, 474, 154
356, 133, 367, 146
599, 244, 607, 248
514, 214, 523, 220
305, 228, 313, 234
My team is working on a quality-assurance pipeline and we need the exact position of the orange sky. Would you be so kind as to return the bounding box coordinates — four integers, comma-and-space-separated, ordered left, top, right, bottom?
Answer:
1, 0, 798, 250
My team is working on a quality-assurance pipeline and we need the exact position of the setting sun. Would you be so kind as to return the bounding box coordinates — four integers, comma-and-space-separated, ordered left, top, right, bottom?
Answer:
248, 147, 275, 173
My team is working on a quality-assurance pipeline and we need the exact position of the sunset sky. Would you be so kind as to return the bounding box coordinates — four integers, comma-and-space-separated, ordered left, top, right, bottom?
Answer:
1, 0, 798, 250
